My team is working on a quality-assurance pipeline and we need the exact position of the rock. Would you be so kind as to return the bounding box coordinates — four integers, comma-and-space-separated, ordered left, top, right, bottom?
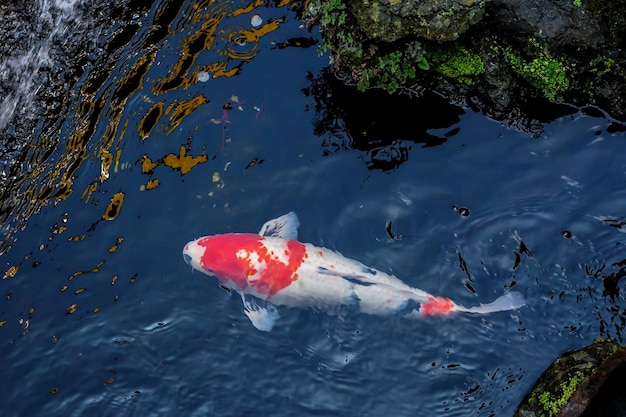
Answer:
311, 0, 626, 126
489, 0, 604, 53
344, 0, 488, 42
514, 338, 626, 417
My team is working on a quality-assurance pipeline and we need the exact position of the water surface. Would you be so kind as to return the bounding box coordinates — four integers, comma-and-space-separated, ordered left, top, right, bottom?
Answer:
1, 1, 626, 416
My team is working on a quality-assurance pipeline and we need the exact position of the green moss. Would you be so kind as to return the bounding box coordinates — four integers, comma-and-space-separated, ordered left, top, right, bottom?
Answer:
427, 44, 485, 84
319, 0, 347, 27
505, 48, 569, 100
606, 12, 626, 46
351, 40, 428, 94
586, 0, 626, 47
590, 55, 614, 76
315, 0, 351, 57
353, 41, 484, 94
359, 50, 417, 93
528, 370, 586, 417
317, 1, 482, 94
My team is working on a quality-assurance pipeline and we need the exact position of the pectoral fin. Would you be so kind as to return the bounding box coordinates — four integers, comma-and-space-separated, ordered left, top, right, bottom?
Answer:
241, 293, 280, 331
258, 211, 300, 239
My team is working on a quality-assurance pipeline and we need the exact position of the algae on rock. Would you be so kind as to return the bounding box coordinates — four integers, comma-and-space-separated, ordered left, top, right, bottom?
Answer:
344, 0, 488, 42
514, 338, 626, 417
310, 0, 626, 125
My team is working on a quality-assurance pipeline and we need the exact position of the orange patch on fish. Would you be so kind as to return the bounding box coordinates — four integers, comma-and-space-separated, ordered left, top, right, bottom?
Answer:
420, 296, 456, 317
198, 234, 306, 296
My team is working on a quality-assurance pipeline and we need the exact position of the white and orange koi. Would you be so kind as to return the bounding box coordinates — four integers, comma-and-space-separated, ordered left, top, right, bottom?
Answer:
183, 212, 524, 331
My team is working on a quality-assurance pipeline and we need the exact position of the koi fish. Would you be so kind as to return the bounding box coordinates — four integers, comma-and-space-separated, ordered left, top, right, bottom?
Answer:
183, 212, 525, 331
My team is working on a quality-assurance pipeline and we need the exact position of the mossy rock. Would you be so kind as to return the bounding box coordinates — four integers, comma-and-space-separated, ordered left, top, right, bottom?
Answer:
514, 338, 626, 417
344, 0, 488, 42
312, 0, 626, 125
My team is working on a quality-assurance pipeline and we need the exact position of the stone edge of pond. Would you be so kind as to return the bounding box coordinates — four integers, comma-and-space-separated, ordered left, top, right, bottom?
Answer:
308, 0, 626, 130
513, 338, 626, 417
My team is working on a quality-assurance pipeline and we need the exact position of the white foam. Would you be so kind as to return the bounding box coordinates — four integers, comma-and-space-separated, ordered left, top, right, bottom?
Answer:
0, 0, 84, 130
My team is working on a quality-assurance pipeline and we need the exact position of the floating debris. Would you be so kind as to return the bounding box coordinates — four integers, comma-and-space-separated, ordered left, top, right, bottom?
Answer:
245, 157, 264, 169
397, 192, 413, 206
251, 14, 263, 28
385, 221, 403, 240
452, 205, 470, 217
272, 36, 318, 49
197, 71, 210, 82
3, 264, 20, 279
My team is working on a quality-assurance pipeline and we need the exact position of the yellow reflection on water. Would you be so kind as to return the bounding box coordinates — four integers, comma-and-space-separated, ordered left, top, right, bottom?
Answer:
102, 192, 125, 221
0, 0, 297, 253
163, 95, 209, 135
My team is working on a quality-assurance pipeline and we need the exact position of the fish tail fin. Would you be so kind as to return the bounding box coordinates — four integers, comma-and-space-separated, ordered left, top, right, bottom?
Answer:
409, 291, 525, 318
453, 291, 525, 315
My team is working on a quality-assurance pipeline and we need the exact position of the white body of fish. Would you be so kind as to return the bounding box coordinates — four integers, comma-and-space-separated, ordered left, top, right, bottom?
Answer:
183, 212, 525, 331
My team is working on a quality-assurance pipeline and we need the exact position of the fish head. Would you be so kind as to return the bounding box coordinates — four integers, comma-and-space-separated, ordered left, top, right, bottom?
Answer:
183, 233, 307, 296
183, 233, 269, 292
183, 238, 214, 277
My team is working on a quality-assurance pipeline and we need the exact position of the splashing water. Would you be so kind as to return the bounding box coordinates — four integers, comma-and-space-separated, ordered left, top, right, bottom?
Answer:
0, 0, 84, 131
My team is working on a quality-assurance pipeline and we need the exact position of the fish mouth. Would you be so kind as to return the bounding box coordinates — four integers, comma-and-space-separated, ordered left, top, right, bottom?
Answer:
183, 253, 192, 265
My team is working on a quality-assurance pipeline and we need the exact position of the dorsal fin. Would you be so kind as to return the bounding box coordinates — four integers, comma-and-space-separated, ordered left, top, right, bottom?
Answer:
258, 212, 300, 239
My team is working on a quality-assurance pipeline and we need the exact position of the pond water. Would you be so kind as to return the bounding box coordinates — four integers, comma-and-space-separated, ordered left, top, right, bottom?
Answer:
2, 1, 626, 416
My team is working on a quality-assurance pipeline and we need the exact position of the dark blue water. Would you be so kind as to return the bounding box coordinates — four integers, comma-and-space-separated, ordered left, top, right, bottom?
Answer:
2, 1, 626, 416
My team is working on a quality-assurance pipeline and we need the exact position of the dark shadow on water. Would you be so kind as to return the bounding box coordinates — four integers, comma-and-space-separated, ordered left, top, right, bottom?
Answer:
585, 257, 626, 343
302, 65, 626, 171
303, 68, 465, 171
514, 96, 578, 128
302, 68, 601, 170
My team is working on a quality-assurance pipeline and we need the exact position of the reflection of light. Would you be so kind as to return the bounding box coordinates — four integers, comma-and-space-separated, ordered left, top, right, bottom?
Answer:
251, 14, 263, 28
0, 0, 296, 250
198, 71, 210, 82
